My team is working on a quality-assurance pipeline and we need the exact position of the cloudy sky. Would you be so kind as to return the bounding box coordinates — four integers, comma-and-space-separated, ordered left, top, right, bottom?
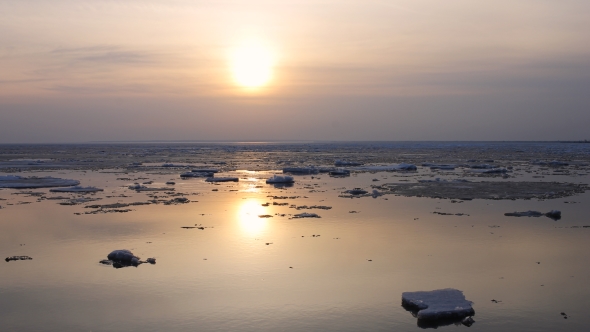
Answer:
1, 0, 589, 143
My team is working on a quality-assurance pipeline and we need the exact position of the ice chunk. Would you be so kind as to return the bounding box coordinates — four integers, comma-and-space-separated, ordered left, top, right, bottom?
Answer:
180, 171, 214, 178
402, 288, 475, 321
354, 163, 417, 171
206, 177, 239, 182
266, 175, 294, 184
0, 176, 80, 189
191, 169, 219, 173
345, 188, 367, 195
329, 169, 350, 176
283, 167, 319, 174
128, 184, 174, 191
504, 210, 561, 220
104, 249, 155, 268
49, 186, 104, 193
334, 160, 363, 166
5, 256, 33, 262
293, 213, 321, 218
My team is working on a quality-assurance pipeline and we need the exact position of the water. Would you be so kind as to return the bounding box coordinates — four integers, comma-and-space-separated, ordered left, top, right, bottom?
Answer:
1, 142, 589, 331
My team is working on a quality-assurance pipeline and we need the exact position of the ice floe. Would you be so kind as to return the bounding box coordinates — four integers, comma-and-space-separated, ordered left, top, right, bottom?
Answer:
293, 213, 321, 218
206, 177, 239, 182
402, 288, 475, 322
5, 255, 33, 262
100, 249, 156, 268
266, 175, 294, 184
0, 175, 80, 189
283, 167, 319, 174
180, 171, 214, 178
504, 210, 561, 220
128, 184, 174, 191
49, 186, 104, 193
354, 163, 417, 171
334, 160, 363, 166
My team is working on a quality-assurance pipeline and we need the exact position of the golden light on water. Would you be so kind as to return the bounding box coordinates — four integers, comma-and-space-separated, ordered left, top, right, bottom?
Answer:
230, 41, 274, 89
237, 199, 268, 235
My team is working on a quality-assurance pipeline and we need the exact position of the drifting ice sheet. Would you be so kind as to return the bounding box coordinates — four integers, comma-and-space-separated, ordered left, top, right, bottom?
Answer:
402, 288, 475, 321
354, 163, 417, 171
206, 177, 239, 182
50, 186, 104, 193
0, 175, 80, 189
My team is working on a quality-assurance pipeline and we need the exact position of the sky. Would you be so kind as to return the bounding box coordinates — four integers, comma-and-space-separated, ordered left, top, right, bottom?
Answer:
1, 0, 589, 143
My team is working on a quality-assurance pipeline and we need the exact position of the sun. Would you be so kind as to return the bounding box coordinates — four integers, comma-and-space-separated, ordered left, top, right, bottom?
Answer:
230, 42, 274, 88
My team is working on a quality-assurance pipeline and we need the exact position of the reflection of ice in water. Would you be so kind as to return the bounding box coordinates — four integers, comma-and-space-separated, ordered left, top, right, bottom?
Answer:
238, 200, 267, 235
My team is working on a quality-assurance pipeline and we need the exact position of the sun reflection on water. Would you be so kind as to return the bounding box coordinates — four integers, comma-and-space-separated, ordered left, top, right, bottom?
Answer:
237, 199, 268, 235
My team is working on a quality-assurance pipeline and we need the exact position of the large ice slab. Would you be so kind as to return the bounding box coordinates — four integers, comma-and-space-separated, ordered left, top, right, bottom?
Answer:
402, 288, 475, 321
0, 175, 80, 189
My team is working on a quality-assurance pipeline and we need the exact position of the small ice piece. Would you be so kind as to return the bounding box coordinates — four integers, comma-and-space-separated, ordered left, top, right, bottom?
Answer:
128, 184, 174, 191
329, 169, 350, 176
266, 175, 295, 184
346, 188, 367, 195
206, 177, 239, 182
145, 258, 156, 264
181, 172, 214, 178
166, 181, 176, 185
469, 168, 508, 174
49, 186, 104, 193
354, 163, 417, 171
0, 176, 80, 189
191, 169, 219, 173
504, 210, 544, 217
5, 255, 33, 262
371, 189, 382, 198
545, 210, 561, 220
107, 249, 140, 266
282, 167, 319, 174
293, 213, 321, 218
334, 160, 363, 166
504, 210, 561, 220
402, 288, 475, 321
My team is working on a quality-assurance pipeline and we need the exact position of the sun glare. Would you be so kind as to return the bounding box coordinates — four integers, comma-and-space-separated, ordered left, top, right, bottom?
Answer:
237, 200, 268, 235
230, 42, 274, 88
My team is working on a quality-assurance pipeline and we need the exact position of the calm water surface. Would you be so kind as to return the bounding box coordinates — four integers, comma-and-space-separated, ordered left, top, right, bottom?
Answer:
1, 143, 589, 331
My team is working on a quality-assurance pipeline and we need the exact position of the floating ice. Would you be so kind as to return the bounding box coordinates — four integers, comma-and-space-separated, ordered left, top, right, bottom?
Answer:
283, 167, 319, 174
266, 175, 294, 184
346, 188, 368, 195
402, 288, 475, 322
49, 186, 104, 193
0, 175, 80, 189
505, 210, 561, 220
293, 213, 321, 218
206, 177, 239, 182
191, 169, 219, 173
354, 163, 417, 171
5, 256, 33, 262
102, 249, 156, 268
180, 171, 214, 178
329, 169, 350, 176
128, 184, 174, 191
334, 160, 363, 166
469, 168, 508, 174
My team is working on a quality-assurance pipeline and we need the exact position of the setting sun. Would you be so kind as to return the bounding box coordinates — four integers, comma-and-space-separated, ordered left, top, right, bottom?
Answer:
230, 41, 274, 88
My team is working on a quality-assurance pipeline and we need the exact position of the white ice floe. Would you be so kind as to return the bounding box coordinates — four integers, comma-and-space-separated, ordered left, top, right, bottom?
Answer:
0, 175, 80, 189
206, 177, 239, 182
266, 175, 295, 184
49, 186, 104, 193
418, 178, 470, 183
345, 188, 368, 195
354, 163, 417, 171
402, 288, 475, 321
